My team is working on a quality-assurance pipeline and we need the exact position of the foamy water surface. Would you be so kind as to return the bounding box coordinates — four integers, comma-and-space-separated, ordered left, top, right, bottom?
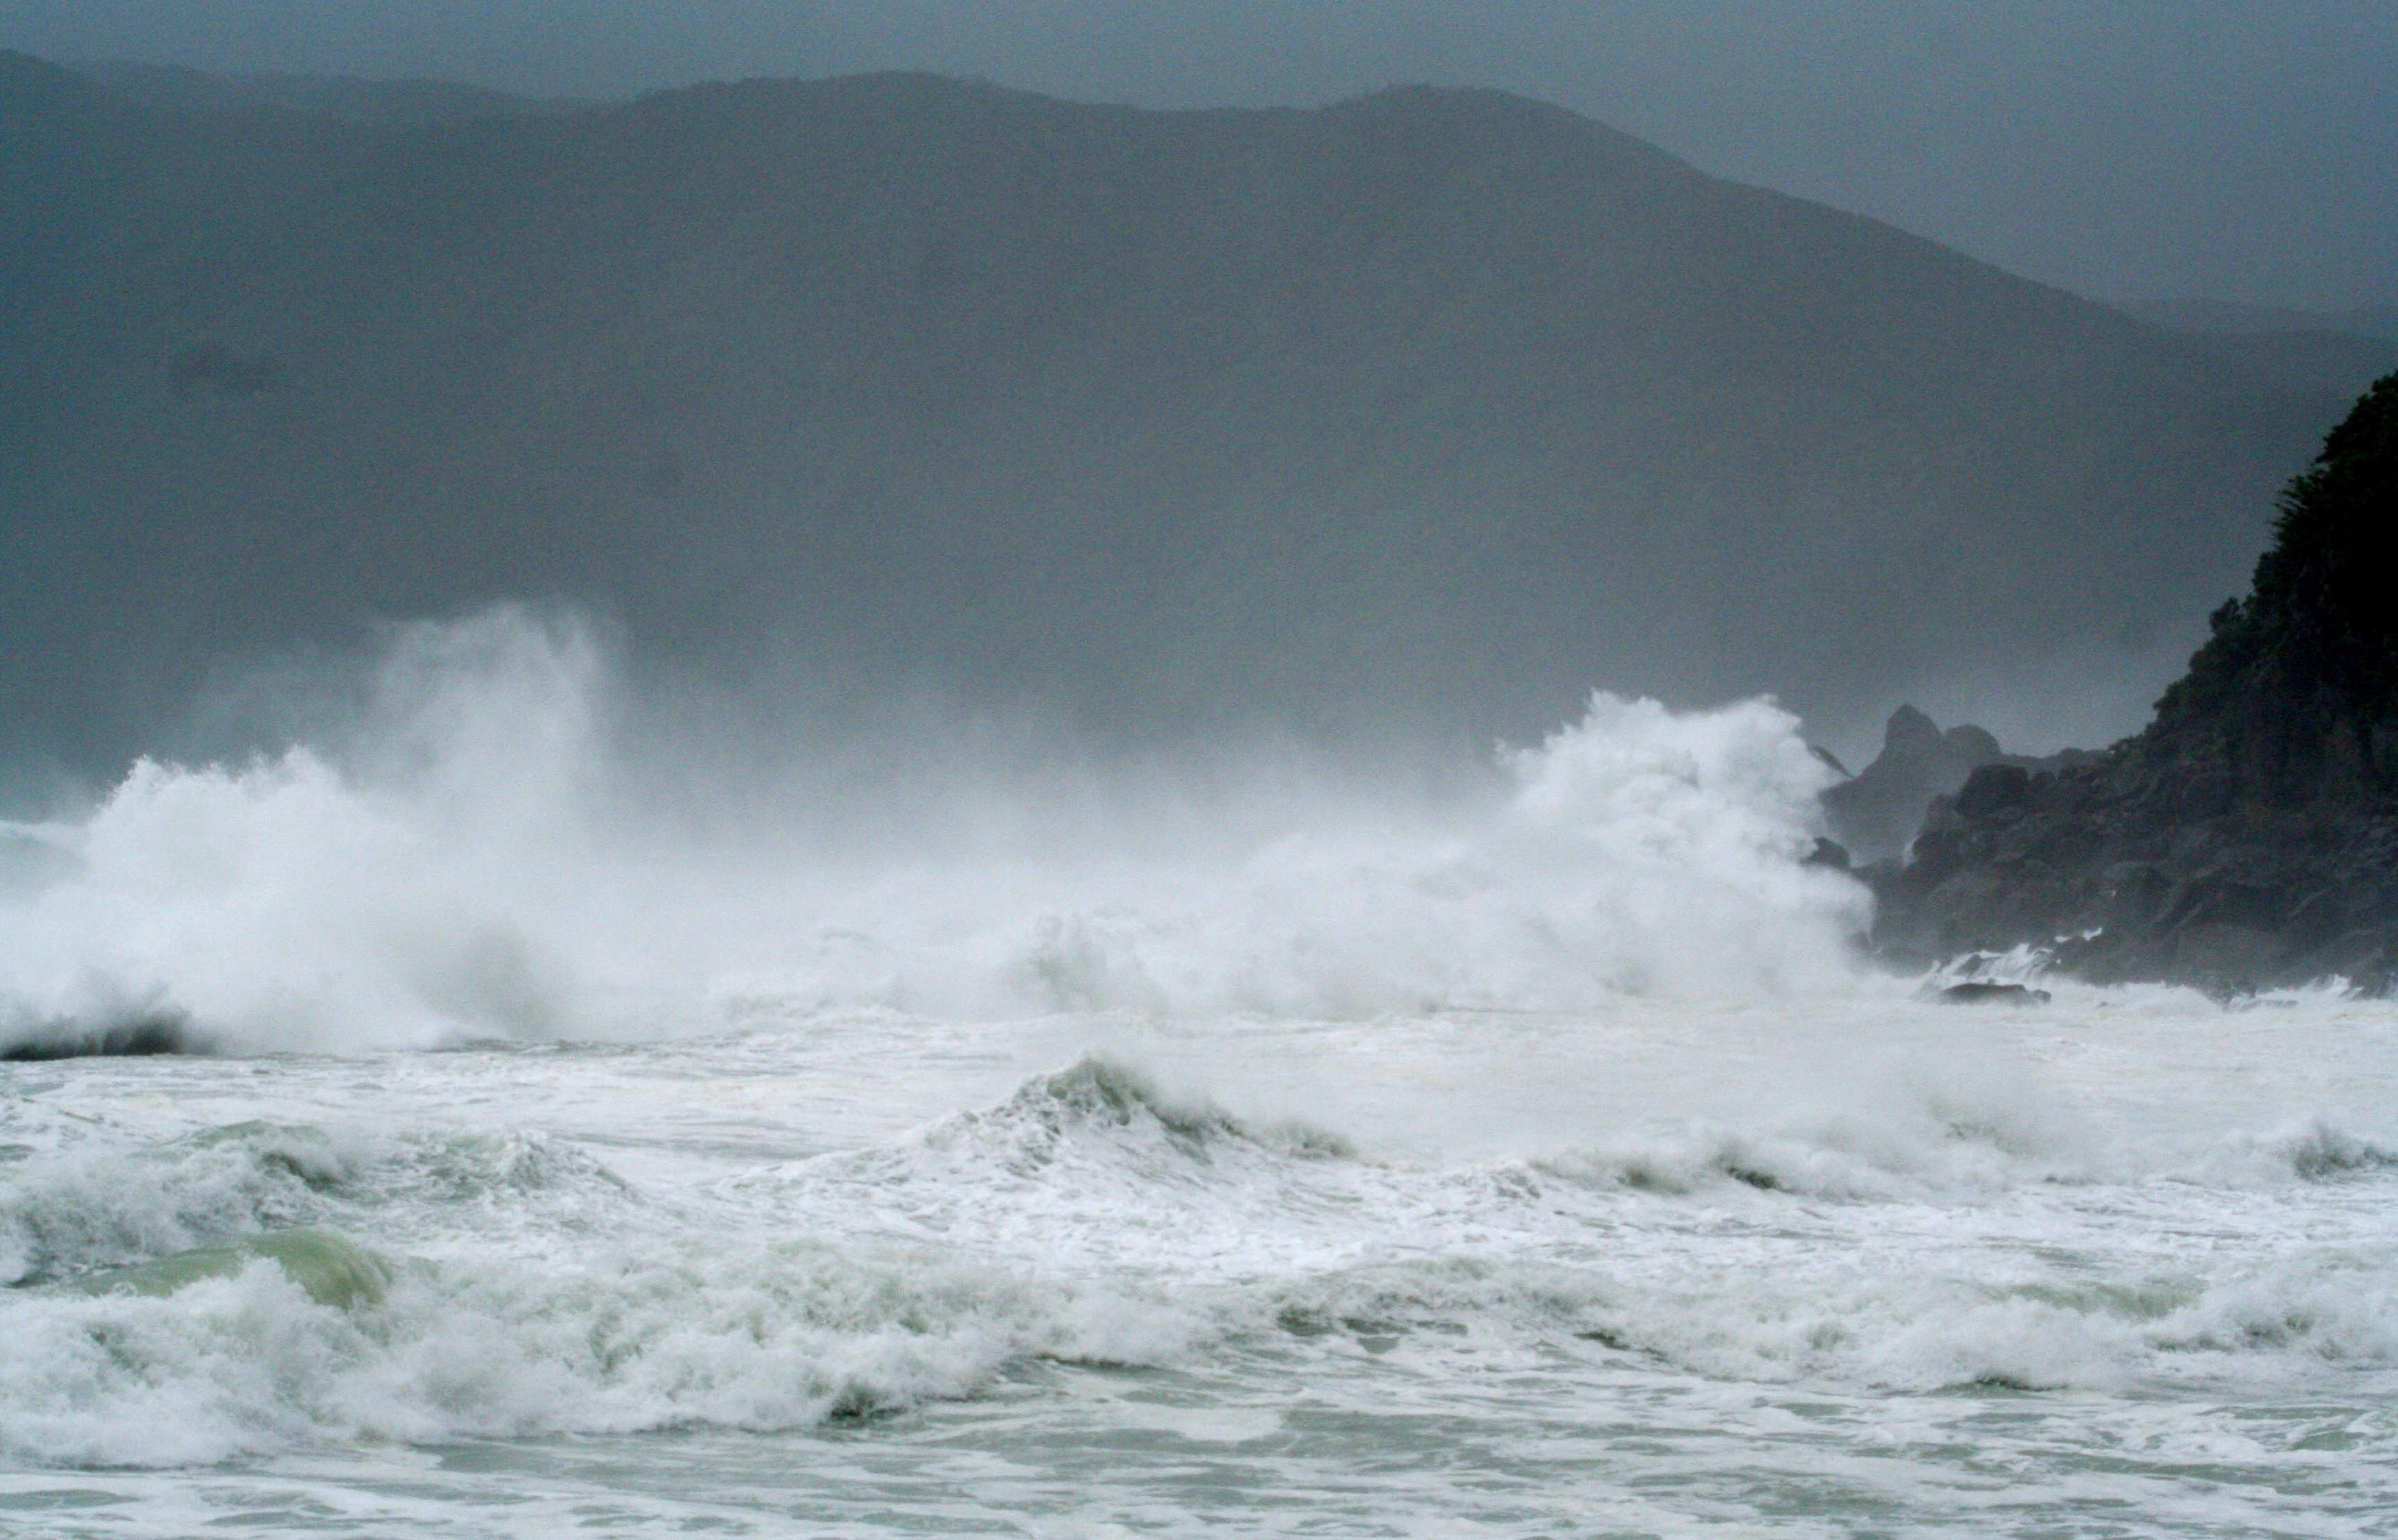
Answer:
1, 614, 2393, 1536
3, 991, 2395, 1537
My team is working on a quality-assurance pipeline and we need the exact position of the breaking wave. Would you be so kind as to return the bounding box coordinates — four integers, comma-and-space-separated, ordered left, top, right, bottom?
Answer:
4, 1055, 2393, 1469
0, 608, 1868, 1054
0, 1237, 1187, 1467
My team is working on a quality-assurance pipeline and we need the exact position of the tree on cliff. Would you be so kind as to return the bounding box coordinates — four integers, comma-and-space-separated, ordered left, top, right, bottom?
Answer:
2151, 371, 2398, 799
1871, 371, 2398, 989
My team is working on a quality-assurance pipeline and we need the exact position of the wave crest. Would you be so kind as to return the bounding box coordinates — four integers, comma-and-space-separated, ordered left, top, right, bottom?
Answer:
0, 610, 1870, 1052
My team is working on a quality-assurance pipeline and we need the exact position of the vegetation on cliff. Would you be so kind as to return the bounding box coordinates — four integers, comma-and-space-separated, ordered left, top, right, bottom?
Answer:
2153, 373, 2398, 799
1872, 373, 2398, 991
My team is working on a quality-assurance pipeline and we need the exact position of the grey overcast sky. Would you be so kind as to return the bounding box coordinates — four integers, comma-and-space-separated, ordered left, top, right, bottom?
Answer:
5, 1, 2393, 313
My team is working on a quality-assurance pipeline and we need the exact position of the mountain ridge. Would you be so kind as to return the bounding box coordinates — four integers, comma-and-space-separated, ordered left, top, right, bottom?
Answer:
73, 58, 587, 125
1, 55, 2385, 774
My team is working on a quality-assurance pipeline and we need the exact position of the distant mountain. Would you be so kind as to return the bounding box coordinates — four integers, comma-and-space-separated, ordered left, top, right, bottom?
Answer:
1872, 374, 2398, 992
1, 53, 2388, 772
2118, 297, 2398, 342
2111, 299, 2398, 405
74, 60, 586, 125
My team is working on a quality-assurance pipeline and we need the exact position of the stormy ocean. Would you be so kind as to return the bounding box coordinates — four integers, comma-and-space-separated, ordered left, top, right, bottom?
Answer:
2, 613, 2392, 1537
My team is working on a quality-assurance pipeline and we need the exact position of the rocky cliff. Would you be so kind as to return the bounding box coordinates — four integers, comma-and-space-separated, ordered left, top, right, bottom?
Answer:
1868, 373, 2398, 993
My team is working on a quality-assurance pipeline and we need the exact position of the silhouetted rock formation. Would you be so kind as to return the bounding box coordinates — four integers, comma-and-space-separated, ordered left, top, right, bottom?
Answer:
1822, 707, 2002, 862
1819, 706, 2090, 864
1870, 374, 2398, 993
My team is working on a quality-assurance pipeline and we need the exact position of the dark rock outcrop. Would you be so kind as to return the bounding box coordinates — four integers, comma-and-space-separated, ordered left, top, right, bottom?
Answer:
1821, 708, 2003, 862
1868, 373, 2398, 993
1936, 982, 2051, 1006
0, 1009, 199, 1060
1821, 706, 2086, 863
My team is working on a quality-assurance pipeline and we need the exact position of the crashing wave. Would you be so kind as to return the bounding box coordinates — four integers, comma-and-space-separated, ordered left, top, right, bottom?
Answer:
0, 1121, 630, 1289
0, 1228, 1191, 1467
0, 610, 1872, 1053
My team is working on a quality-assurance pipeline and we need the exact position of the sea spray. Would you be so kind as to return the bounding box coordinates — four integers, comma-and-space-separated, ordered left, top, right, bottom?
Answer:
0, 608, 1869, 1054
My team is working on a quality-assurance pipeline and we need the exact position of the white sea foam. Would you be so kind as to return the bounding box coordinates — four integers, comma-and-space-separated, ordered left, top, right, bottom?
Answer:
0, 1118, 647, 1290
0, 1123, 353, 1287
0, 608, 1867, 1054
0, 1237, 1189, 1467
3, 1045, 2393, 1476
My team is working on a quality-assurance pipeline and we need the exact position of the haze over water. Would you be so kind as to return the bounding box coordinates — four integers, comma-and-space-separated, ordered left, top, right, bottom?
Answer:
1, 612, 2393, 1535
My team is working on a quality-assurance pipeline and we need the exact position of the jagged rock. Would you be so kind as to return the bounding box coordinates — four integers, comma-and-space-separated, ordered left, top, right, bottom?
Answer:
1822, 708, 2083, 863
1821, 707, 2007, 862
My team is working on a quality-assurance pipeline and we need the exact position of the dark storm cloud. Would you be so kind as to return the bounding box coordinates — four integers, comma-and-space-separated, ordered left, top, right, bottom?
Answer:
3, 1, 2393, 310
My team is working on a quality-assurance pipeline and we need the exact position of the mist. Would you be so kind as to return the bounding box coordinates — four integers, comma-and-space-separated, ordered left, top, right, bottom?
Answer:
8, 51, 2389, 788
0, 606, 1868, 1054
